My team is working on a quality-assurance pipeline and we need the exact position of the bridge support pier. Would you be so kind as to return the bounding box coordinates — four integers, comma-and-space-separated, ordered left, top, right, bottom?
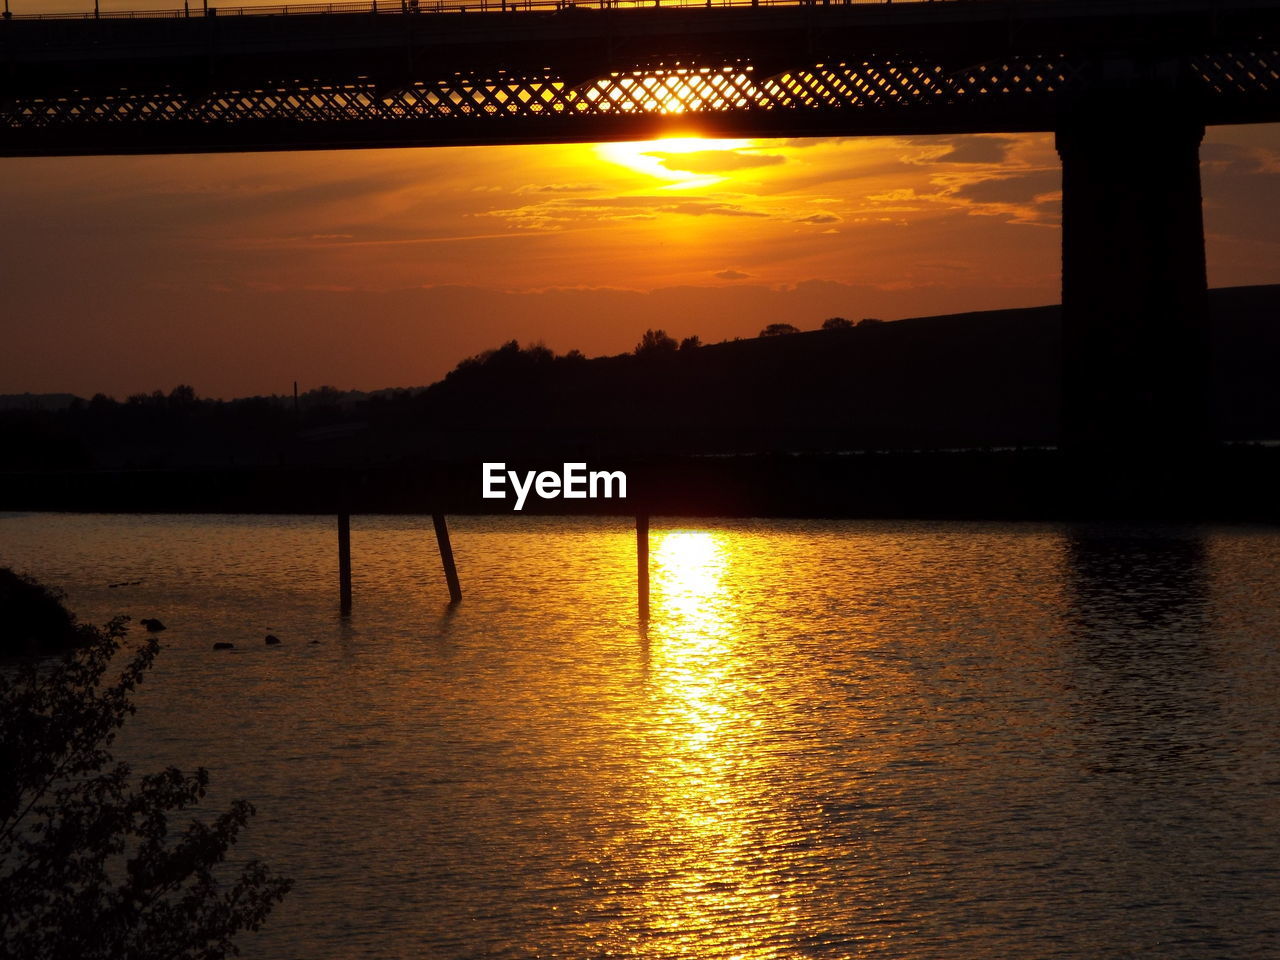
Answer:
1056, 109, 1210, 457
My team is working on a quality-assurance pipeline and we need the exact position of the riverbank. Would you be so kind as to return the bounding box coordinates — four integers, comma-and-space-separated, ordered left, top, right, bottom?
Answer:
4, 445, 1278, 522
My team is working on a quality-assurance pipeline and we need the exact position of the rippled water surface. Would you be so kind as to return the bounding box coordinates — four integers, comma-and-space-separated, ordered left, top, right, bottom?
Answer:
3, 513, 1280, 958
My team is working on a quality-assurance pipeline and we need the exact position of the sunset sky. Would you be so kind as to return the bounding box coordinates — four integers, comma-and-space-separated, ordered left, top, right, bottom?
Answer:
3, 25, 1280, 401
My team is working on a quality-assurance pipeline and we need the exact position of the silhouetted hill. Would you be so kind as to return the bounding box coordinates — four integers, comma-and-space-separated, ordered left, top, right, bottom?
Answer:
398, 283, 1280, 458
409, 304, 1061, 457
1207, 284, 1280, 438
2, 284, 1279, 475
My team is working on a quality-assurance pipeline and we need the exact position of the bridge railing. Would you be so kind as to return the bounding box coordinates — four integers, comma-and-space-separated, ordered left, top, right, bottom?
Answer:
4, 0, 922, 21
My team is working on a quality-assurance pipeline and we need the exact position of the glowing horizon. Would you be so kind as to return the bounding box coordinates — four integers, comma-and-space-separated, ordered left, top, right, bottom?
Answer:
2, 126, 1278, 399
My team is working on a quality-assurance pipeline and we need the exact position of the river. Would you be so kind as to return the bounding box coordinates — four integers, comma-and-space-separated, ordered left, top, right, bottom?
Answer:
3, 513, 1279, 958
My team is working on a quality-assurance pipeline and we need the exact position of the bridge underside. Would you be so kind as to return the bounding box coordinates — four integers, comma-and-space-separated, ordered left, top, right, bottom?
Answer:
0, 53, 1279, 155
2, 3, 1280, 154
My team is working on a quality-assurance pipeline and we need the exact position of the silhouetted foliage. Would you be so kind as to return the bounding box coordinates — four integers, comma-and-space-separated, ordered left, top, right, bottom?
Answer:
3, 286, 1280, 480
822, 317, 854, 331
127, 391, 167, 407
524, 341, 555, 364
0, 587, 292, 959
760, 323, 800, 337
0, 569, 84, 656
453, 340, 558, 376
680, 336, 702, 351
634, 329, 678, 356
447, 340, 570, 385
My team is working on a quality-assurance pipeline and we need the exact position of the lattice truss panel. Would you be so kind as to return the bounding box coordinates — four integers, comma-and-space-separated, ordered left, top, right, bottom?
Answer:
1193, 49, 1280, 98
2, 52, 1272, 129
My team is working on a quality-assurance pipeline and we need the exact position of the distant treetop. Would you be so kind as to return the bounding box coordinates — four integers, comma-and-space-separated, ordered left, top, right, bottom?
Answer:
634, 329, 679, 356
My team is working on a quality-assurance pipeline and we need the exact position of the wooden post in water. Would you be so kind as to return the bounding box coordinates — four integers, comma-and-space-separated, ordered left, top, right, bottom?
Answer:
432, 513, 463, 605
338, 512, 352, 615
636, 513, 650, 622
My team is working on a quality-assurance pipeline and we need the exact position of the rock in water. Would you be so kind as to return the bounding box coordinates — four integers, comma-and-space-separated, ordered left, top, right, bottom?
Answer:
140, 618, 167, 633
212, 642, 234, 650
265, 635, 281, 645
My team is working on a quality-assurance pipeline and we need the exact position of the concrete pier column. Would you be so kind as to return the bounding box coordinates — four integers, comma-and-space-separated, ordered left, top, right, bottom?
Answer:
1056, 103, 1209, 456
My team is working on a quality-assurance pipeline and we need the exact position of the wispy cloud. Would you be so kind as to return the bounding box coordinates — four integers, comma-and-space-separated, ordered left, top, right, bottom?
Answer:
481, 194, 771, 229
228, 231, 540, 248
647, 149, 787, 174
518, 182, 605, 194
904, 136, 1019, 165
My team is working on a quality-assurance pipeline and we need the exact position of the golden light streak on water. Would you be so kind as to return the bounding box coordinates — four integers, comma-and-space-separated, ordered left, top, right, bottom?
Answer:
4, 515, 1280, 958
610, 529, 800, 956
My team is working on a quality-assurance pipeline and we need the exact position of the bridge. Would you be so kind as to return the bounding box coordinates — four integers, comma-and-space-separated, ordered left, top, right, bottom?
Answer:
3, 0, 1280, 452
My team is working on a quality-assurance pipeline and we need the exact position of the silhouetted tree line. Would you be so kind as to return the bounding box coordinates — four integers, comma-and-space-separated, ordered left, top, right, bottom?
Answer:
0, 382, 408, 471
3, 285, 1280, 473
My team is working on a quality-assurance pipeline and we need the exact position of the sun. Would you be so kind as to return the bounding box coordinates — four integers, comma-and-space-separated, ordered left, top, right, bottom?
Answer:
595, 136, 753, 189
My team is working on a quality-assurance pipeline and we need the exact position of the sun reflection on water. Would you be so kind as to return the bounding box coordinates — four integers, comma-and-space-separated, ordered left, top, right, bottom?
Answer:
654, 529, 729, 633
652, 530, 734, 752
611, 528, 800, 954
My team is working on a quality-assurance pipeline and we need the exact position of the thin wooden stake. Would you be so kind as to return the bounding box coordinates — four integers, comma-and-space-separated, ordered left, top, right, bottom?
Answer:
637, 513, 650, 622
433, 513, 463, 604
338, 512, 352, 615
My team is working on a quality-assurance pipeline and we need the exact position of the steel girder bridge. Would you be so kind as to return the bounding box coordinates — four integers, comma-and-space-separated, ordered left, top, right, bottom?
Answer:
3, 0, 1280, 451
1, 0, 1277, 152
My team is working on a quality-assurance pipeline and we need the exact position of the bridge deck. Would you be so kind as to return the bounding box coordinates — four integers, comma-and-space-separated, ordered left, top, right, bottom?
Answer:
1, 0, 1278, 154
